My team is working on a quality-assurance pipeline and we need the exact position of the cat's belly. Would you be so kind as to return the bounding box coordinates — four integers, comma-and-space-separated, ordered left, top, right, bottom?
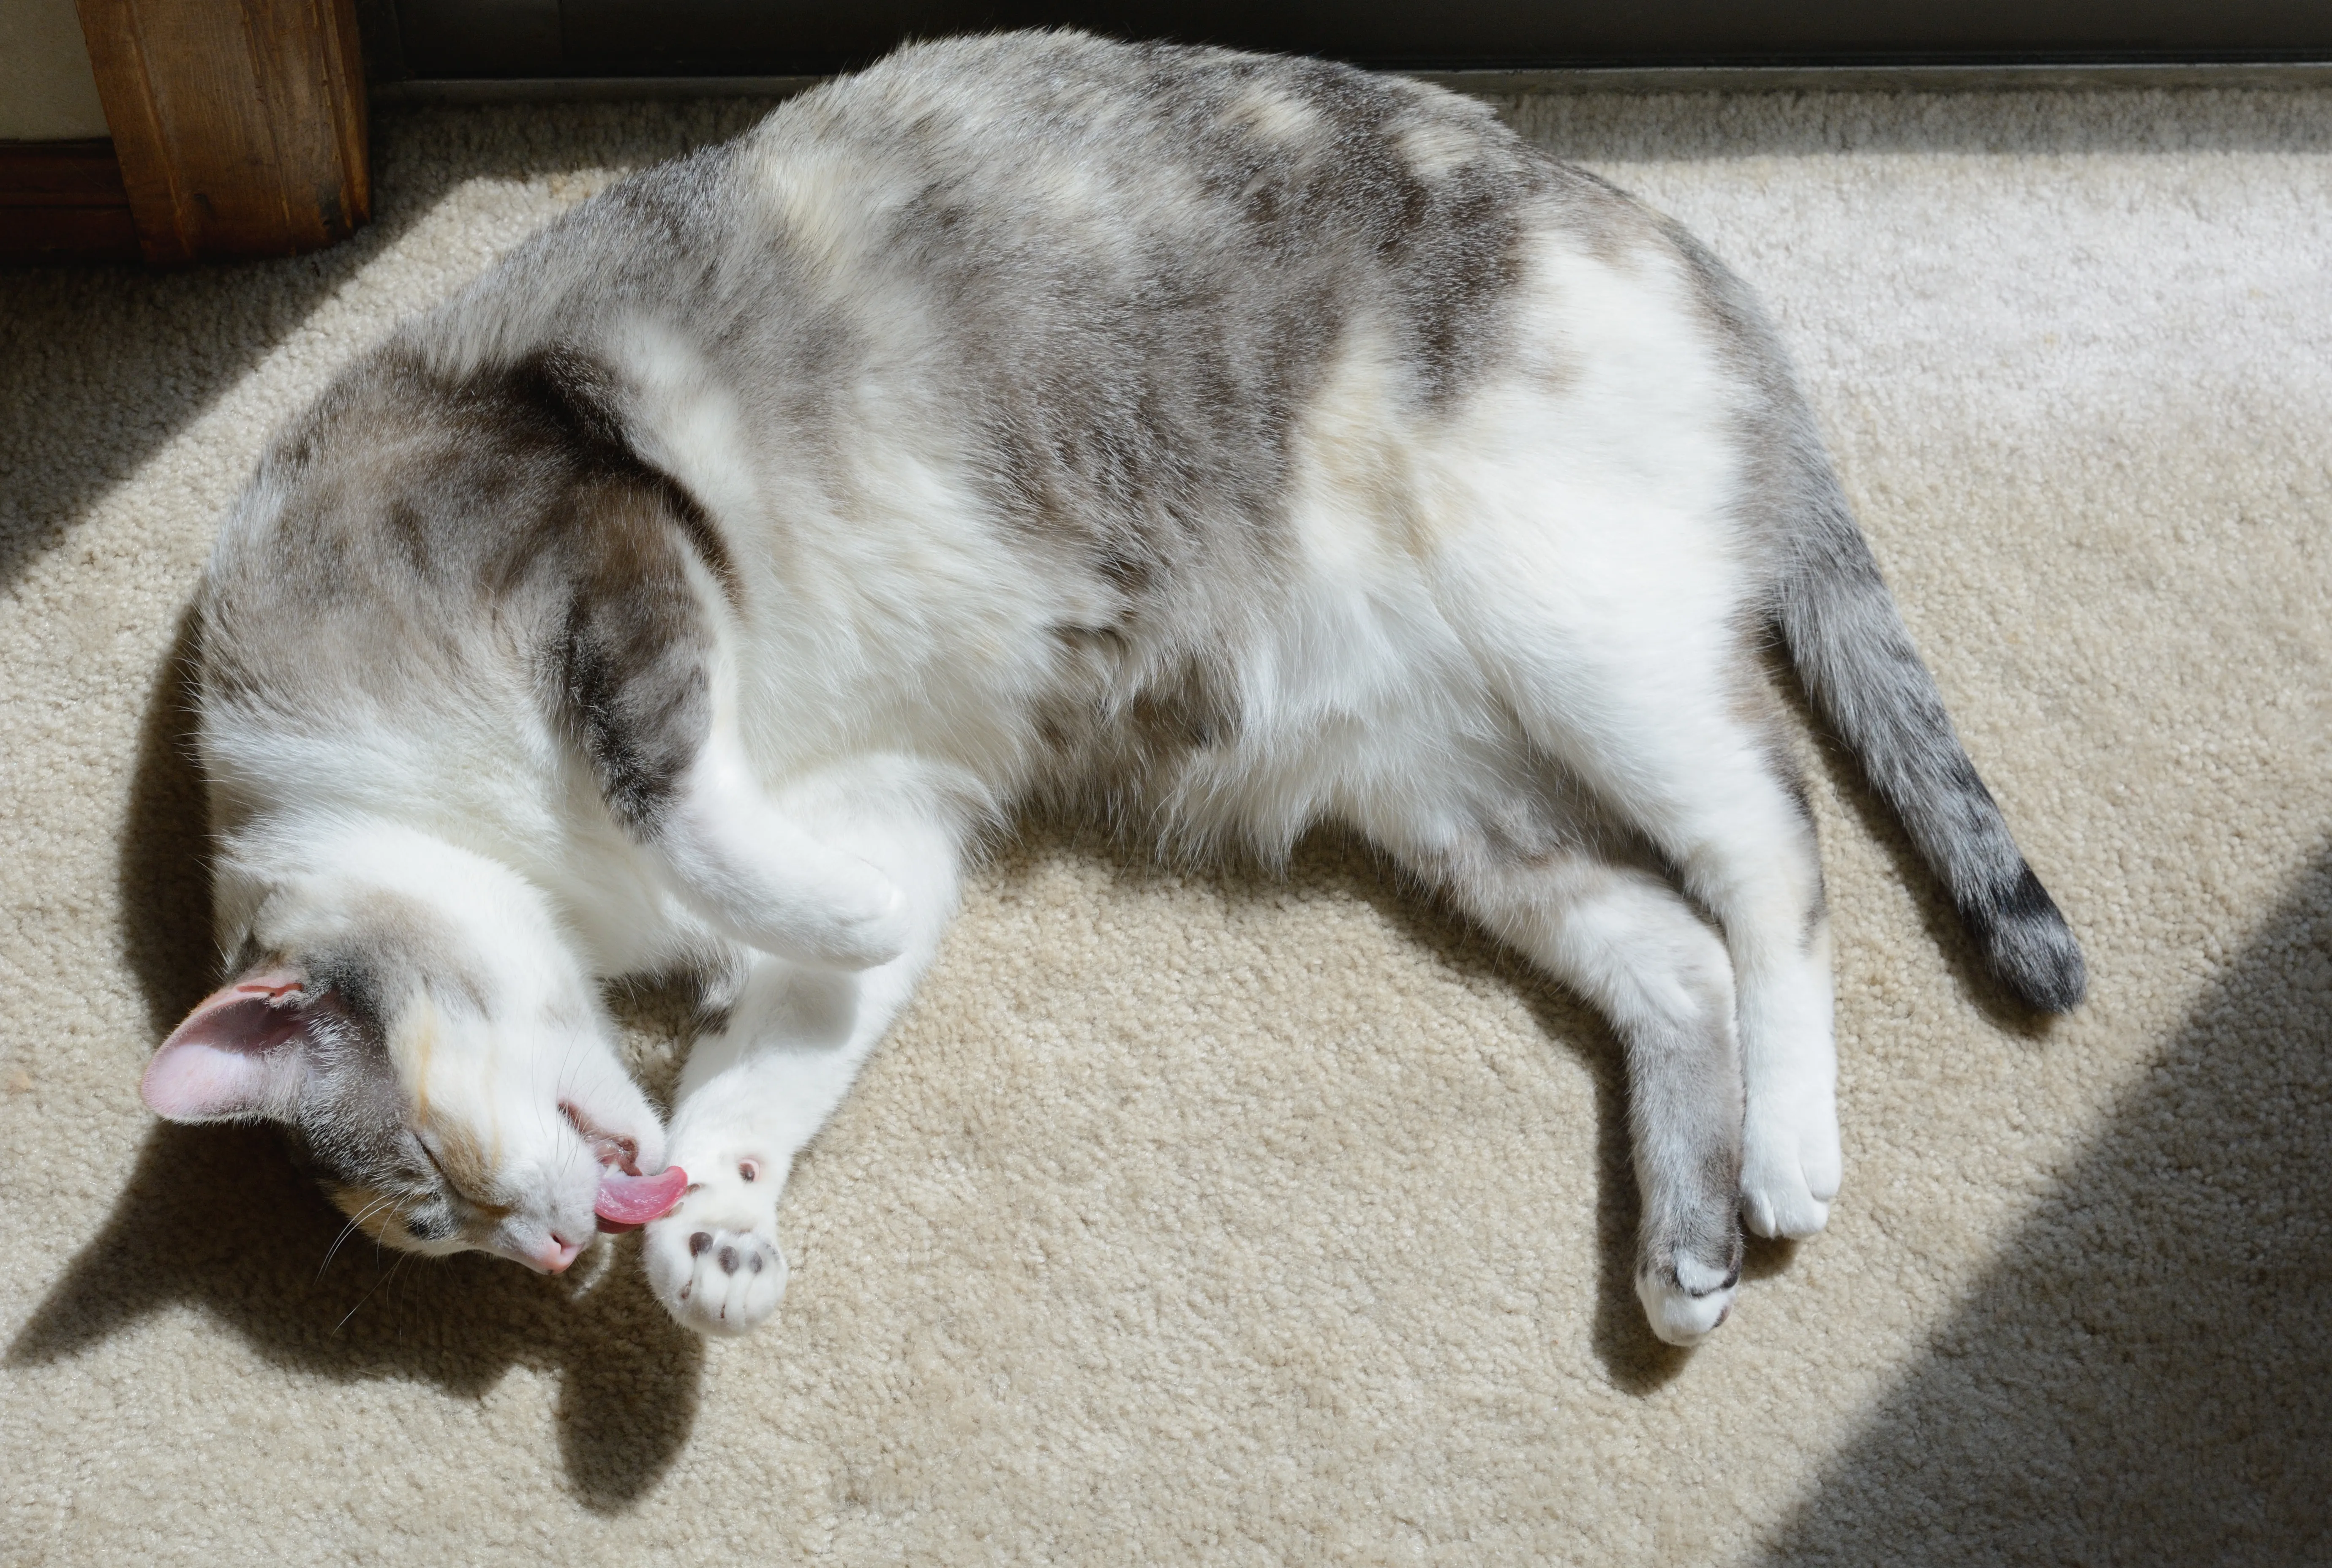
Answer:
1143, 227, 1754, 855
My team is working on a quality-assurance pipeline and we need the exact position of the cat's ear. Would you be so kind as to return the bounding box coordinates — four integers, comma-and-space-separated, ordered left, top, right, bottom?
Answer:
142, 968, 324, 1123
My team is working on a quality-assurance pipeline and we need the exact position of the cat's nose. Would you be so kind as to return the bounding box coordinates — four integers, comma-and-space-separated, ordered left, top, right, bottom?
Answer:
536, 1234, 586, 1274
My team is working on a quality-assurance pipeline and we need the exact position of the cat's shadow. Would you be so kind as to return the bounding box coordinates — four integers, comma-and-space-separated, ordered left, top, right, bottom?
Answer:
8, 601, 702, 1513
4, 1121, 703, 1512
65, 605, 2058, 1475
75, 605, 2008, 1435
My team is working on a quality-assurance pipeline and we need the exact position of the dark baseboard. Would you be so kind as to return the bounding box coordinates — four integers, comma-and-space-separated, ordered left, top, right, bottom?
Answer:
372, 58, 2332, 106
0, 141, 142, 266
375, 0, 2332, 82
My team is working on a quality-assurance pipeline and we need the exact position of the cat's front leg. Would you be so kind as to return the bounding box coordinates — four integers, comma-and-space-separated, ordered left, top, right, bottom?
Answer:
645, 1064, 794, 1331
644, 807, 961, 1336
657, 730, 915, 971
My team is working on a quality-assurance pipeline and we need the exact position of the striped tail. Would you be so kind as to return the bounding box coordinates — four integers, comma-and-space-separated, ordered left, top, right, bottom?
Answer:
1774, 467, 2087, 1013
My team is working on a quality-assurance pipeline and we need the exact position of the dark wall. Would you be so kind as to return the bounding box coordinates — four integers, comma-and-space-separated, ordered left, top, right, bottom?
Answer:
391, 1, 2332, 79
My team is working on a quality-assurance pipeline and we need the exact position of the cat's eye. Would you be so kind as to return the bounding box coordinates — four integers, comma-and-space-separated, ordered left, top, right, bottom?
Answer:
739, 1161, 759, 1182
411, 1133, 502, 1215
414, 1138, 455, 1190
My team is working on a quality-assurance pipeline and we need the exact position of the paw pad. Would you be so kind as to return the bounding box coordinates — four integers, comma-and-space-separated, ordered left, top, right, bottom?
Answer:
647, 1215, 788, 1335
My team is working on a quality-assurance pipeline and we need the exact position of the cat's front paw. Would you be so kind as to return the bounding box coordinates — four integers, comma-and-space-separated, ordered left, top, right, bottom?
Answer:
1739, 1094, 1841, 1239
642, 1171, 789, 1335
796, 871, 909, 970
648, 1221, 787, 1334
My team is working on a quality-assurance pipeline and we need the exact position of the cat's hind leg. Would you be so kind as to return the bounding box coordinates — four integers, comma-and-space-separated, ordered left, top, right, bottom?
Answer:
1436, 540, 1840, 1245
1365, 809, 1746, 1346
1552, 690, 1838, 1245
643, 777, 964, 1335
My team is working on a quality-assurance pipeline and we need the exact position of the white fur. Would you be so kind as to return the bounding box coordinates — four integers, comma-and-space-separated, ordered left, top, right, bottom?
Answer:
204, 814, 667, 1272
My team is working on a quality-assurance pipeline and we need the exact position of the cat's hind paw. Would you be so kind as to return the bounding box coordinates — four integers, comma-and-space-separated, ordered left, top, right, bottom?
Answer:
1739, 1096, 1841, 1240
1637, 1252, 1738, 1347
644, 1211, 789, 1336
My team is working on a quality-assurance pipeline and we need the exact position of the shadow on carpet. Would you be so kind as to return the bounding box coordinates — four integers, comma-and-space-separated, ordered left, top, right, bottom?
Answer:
0, 97, 783, 598
1760, 846, 2332, 1564
26, 523, 2327, 1539
5, 1120, 705, 1512
8, 596, 705, 1514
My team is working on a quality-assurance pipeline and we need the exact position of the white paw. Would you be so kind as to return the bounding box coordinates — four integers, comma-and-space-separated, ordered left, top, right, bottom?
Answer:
642, 1159, 790, 1335
1739, 1095, 1842, 1239
793, 870, 908, 970
645, 1213, 788, 1335
1637, 1253, 1738, 1346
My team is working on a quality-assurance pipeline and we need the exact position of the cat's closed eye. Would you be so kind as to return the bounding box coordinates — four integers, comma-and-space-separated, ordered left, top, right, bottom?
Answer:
401, 1207, 458, 1242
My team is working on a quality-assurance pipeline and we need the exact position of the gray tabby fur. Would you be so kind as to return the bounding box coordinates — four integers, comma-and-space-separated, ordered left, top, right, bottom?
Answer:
153, 31, 2084, 1345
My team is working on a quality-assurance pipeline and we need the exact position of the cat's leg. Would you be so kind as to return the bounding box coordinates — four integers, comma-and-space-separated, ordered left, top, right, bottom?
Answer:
1369, 818, 1746, 1345
548, 487, 910, 972
643, 792, 964, 1335
653, 724, 914, 971
1439, 562, 1839, 1244
1550, 703, 1836, 1246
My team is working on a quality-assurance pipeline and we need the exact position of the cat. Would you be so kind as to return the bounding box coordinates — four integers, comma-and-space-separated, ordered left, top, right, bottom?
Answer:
139, 30, 2084, 1346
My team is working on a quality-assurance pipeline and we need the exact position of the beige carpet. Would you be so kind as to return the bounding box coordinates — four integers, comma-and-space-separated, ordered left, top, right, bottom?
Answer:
4, 82, 2329, 1565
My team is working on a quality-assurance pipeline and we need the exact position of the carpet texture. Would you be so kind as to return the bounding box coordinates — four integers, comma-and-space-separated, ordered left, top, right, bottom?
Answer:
3, 82, 2329, 1565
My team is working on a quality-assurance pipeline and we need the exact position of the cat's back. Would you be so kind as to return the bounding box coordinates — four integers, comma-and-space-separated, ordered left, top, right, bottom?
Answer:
418, 31, 1692, 548
731, 32, 1564, 393
763, 29, 1547, 240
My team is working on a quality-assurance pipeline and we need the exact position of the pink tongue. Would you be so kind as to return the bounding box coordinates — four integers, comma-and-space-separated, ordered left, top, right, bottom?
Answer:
595, 1165, 688, 1230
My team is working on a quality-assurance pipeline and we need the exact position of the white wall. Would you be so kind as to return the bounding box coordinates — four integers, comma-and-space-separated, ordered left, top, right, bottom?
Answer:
0, 0, 109, 140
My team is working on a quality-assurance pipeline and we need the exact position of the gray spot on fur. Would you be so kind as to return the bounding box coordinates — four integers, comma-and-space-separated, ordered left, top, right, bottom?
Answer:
204, 342, 730, 839
804, 37, 1552, 626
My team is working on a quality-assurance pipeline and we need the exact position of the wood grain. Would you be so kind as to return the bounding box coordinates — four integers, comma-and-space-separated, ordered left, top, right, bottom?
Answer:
73, 0, 368, 264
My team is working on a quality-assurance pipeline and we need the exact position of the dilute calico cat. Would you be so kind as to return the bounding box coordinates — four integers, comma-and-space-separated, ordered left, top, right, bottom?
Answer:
140, 31, 2083, 1345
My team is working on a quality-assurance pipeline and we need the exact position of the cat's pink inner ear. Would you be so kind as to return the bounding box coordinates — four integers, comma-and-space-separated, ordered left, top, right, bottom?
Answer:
141, 972, 313, 1123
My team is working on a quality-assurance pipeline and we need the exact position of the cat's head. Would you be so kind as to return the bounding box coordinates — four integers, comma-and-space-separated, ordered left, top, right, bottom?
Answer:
142, 820, 665, 1273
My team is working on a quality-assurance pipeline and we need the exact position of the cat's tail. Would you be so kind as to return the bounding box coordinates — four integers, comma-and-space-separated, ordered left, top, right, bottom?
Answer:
1773, 465, 2087, 1013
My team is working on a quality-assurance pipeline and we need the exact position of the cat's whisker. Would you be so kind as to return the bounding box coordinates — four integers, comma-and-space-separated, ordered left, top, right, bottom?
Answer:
319, 1191, 401, 1280
317, 1225, 360, 1282
333, 1248, 408, 1336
